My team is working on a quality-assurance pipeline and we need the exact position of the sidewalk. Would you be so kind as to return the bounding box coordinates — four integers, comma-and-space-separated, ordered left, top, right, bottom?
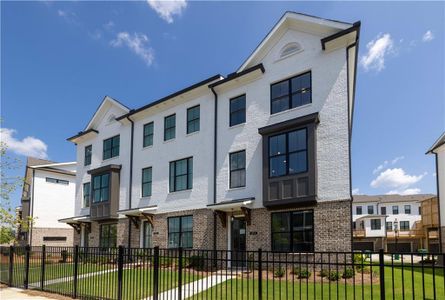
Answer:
0, 287, 59, 299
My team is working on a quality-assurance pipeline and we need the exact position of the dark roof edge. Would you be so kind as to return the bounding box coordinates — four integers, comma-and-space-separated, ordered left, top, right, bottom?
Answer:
209, 63, 265, 88
66, 129, 98, 142
321, 21, 361, 50
258, 112, 319, 135
285, 11, 353, 26
116, 74, 222, 121
426, 132, 445, 154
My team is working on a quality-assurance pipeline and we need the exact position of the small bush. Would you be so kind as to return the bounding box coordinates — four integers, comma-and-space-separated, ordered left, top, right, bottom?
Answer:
188, 255, 207, 270
342, 268, 354, 279
328, 271, 340, 281
319, 269, 329, 277
292, 268, 311, 279
274, 266, 286, 278
60, 250, 69, 263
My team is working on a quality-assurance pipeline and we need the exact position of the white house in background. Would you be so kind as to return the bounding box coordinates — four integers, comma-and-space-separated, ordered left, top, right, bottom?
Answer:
427, 132, 445, 252
17, 157, 76, 247
61, 12, 360, 253
352, 194, 435, 252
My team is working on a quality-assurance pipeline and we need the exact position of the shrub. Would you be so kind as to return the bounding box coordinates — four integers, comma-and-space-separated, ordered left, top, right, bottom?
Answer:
274, 266, 286, 278
292, 267, 311, 279
60, 250, 69, 263
328, 271, 340, 281
319, 269, 329, 277
342, 268, 354, 279
188, 255, 207, 270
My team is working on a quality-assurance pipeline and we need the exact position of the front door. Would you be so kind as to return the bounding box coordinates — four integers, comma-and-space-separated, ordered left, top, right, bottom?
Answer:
231, 217, 247, 267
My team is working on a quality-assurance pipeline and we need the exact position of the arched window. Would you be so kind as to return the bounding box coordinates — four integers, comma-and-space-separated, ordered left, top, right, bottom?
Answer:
280, 42, 302, 58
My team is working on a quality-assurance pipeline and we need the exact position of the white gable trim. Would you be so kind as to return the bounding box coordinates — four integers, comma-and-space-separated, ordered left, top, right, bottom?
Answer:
84, 96, 130, 131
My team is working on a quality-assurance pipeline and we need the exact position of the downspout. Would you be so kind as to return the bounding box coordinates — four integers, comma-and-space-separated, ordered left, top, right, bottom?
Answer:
435, 153, 442, 252
126, 116, 135, 249
211, 87, 218, 252
29, 168, 35, 246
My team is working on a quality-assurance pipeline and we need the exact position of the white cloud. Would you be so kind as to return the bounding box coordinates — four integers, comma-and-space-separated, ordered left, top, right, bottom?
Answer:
147, 0, 187, 23
422, 30, 434, 42
110, 32, 155, 66
360, 33, 394, 72
373, 156, 404, 174
370, 168, 426, 189
57, 9, 78, 24
386, 188, 421, 195
0, 128, 48, 159
103, 21, 115, 31
352, 188, 361, 195
391, 156, 404, 164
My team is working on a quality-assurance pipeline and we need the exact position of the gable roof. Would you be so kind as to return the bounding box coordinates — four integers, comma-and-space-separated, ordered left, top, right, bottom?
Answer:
427, 132, 445, 154
84, 96, 130, 131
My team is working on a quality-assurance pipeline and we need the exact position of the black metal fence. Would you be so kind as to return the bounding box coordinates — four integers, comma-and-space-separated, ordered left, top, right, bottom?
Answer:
0, 246, 444, 299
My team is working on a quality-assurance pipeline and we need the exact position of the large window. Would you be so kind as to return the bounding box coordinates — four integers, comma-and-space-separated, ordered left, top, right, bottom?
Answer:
187, 105, 200, 134
142, 222, 152, 248
356, 206, 362, 215
99, 224, 117, 248
83, 182, 91, 208
404, 205, 411, 214
92, 173, 110, 203
229, 150, 246, 188
168, 216, 193, 248
400, 221, 410, 231
230, 95, 246, 126
271, 210, 313, 252
169, 157, 193, 192
142, 167, 152, 197
164, 114, 176, 141
84, 145, 92, 166
103, 135, 120, 160
370, 219, 381, 230
269, 128, 307, 177
46, 177, 69, 185
271, 72, 311, 114
143, 122, 154, 147
392, 206, 399, 215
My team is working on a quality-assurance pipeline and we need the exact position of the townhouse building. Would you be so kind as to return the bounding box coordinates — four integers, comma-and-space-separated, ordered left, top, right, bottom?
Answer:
17, 157, 76, 247
352, 194, 437, 252
61, 12, 360, 253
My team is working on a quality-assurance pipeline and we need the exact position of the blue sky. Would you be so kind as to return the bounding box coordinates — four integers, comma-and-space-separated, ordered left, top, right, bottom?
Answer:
1, 1, 444, 209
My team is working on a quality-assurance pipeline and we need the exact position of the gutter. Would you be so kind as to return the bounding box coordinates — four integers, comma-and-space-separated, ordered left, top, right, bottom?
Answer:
210, 86, 218, 253
126, 116, 135, 249
434, 153, 442, 252
29, 168, 35, 246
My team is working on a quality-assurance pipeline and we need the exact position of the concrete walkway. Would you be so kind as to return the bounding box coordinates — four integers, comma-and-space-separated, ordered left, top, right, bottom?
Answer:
28, 268, 120, 287
0, 287, 54, 299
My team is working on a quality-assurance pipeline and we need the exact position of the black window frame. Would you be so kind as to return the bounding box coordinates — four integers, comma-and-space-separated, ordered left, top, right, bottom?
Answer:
404, 205, 411, 214
167, 215, 193, 248
92, 173, 110, 203
169, 157, 193, 192
84, 145, 92, 166
46, 177, 69, 185
270, 71, 312, 115
229, 94, 246, 127
367, 205, 374, 215
142, 221, 152, 248
143, 122, 154, 147
186, 105, 200, 134
99, 223, 117, 248
392, 206, 399, 215
229, 150, 246, 188
103, 135, 120, 160
381, 206, 387, 215
370, 219, 381, 230
141, 167, 152, 197
83, 182, 91, 208
164, 114, 176, 141
271, 210, 314, 253
356, 206, 362, 215
400, 221, 410, 231
386, 221, 393, 231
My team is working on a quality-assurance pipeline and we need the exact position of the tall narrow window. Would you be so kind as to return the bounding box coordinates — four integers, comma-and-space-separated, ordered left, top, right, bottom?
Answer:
164, 114, 176, 141
142, 222, 152, 248
404, 205, 411, 214
367, 205, 374, 214
92, 173, 110, 203
168, 216, 193, 248
84, 145, 92, 166
187, 105, 200, 134
381, 207, 387, 215
271, 72, 311, 114
169, 157, 193, 192
356, 206, 362, 215
392, 206, 399, 215
229, 150, 246, 188
103, 135, 120, 160
143, 122, 154, 147
230, 95, 246, 126
83, 182, 91, 208
99, 224, 117, 248
271, 210, 313, 252
142, 167, 152, 197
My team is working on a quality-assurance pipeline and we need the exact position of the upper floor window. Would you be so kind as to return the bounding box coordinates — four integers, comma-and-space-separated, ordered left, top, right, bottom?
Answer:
84, 145, 92, 166
370, 219, 381, 230
187, 105, 200, 134
83, 182, 90, 208
229, 150, 246, 188
271, 72, 311, 114
269, 128, 307, 177
386, 221, 393, 231
46, 177, 69, 185
400, 221, 410, 231
103, 135, 120, 160
142, 167, 152, 197
164, 114, 176, 141
367, 205, 374, 215
356, 206, 362, 215
381, 206, 386, 215
404, 205, 411, 214
271, 210, 313, 252
392, 206, 399, 215
168, 215, 193, 248
92, 173, 110, 203
143, 122, 154, 147
169, 157, 193, 192
230, 95, 246, 127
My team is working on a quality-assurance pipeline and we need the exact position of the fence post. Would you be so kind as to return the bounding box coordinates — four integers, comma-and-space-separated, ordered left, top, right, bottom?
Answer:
8, 245, 13, 286
379, 249, 386, 300
258, 248, 262, 300
40, 245, 46, 290
177, 247, 183, 300
24, 245, 30, 289
153, 246, 160, 300
117, 246, 124, 300
73, 245, 79, 298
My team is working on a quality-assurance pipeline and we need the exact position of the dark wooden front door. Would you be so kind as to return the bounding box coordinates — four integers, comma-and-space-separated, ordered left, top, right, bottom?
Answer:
231, 217, 247, 267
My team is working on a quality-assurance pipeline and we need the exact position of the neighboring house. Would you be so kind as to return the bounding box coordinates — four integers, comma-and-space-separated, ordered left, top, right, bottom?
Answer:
61, 12, 360, 253
17, 157, 76, 247
352, 194, 436, 252
427, 132, 445, 252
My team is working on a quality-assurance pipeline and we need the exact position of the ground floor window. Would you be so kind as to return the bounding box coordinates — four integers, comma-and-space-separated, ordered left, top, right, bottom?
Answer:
400, 221, 410, 231
81, 226, 89, 247
142, 222, 152, 248
370, 219, 381, 230
99, 223, 117, 248
168, 216, 193, 248
271, 210, 313, 252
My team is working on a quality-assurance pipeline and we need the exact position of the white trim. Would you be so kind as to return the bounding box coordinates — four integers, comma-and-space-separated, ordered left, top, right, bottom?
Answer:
85, 96, 130, 131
